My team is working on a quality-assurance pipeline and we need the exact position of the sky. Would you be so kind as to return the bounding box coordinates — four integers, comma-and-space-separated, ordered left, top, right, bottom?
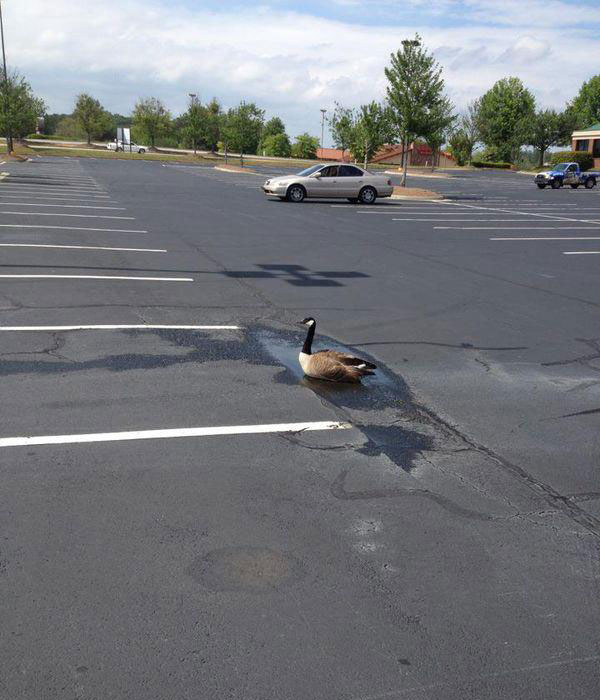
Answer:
5, 0, 600, 144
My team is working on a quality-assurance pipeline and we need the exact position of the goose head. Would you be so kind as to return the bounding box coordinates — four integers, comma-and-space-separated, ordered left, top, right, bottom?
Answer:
300, 317, 316, 326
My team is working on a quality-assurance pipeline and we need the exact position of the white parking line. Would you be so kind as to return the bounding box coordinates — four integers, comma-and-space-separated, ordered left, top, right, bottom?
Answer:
0, 324, 240, 330
394, 218, 549, 222
0, 224, 147, 232
436, 226, 600, 230
0, 275, 193, 281
0, 202, 126, 210
0, 192, 112, 200
563, 251, 600, 255
0, 194, 113, 202
490, 237, 600, 241
0, 186, 108, 194
0, 420, 351, 448
0, 244, 166, 252
0, 211, 134, 220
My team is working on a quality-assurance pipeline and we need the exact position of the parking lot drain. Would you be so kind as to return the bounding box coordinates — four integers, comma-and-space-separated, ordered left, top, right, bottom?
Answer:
186, 547, 304, 592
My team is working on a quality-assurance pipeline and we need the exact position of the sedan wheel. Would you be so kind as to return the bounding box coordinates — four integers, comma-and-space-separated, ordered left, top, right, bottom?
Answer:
536, 183, 546, 189
551, 180, 561, 189
585, 179, 596, 189
358, 186, 377, 204
287, 185, 306, 203
138, 148, 145, 154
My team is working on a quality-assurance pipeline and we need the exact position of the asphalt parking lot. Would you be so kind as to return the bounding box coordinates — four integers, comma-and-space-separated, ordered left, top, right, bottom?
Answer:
1, 156, 599, 700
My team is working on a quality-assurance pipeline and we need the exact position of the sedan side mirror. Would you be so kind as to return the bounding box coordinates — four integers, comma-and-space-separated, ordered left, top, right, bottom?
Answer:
312, 172, 322, 178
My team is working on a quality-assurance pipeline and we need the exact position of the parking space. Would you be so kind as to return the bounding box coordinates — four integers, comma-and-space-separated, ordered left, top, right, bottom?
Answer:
2, 157, 600, 700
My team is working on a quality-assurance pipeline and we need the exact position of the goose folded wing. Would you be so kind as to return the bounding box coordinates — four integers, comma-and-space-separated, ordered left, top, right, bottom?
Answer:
316, 349, 377, 369
309, 353, 363, 382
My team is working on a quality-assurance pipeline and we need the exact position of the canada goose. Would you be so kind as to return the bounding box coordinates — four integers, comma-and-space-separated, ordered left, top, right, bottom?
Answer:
298, 317, 377, 383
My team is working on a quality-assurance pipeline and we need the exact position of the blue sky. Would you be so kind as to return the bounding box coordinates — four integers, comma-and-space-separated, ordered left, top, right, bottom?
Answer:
8, 0, 600, 143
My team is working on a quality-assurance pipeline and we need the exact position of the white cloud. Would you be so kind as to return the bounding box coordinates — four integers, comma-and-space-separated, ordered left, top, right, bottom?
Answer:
3, 0, 599, 139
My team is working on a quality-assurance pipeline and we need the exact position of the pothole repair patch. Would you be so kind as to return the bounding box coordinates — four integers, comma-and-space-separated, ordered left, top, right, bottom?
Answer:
187, 546, 304, 592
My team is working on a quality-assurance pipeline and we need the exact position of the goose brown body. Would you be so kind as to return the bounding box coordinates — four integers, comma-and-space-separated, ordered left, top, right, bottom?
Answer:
298, 318, 377, 383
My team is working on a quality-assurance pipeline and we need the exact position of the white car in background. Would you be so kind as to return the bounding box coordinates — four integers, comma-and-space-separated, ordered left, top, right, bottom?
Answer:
106, 140, 148, 154
262, 163, 394, 203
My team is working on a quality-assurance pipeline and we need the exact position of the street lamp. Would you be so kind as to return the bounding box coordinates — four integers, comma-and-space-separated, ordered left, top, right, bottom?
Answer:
320, 108, 327, 156
189, 92, 197, 155
0, 0, 13, 154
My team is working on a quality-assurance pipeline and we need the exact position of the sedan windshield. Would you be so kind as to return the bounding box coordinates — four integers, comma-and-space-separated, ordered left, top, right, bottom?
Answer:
553, 163, 569, 171
296, 165, 323, 177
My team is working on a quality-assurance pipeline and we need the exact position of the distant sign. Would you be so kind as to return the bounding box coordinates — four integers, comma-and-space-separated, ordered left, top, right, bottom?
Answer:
116, 127, 131, 147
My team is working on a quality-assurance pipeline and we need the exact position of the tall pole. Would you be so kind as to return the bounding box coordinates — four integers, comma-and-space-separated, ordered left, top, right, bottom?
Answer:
0, 0, 12, 154
320, 108, 327, 158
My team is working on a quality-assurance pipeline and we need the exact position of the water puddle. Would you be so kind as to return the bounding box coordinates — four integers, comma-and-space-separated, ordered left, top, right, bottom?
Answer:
255, 327, 435, 471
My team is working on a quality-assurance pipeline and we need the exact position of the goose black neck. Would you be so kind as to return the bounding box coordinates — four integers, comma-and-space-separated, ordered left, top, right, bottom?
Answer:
302, 323, 316, 354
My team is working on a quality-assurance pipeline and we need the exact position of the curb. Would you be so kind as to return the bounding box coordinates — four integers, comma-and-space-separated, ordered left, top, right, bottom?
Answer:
390, 194, 444, 201
214, 166, 264, 177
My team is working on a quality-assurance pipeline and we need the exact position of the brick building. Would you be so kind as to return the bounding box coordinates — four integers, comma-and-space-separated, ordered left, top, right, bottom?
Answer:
316, 142, 455, 167
571, 123, 600, 168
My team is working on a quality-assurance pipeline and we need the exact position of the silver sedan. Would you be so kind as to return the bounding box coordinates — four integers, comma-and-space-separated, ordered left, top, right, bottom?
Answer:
262, 163, 394, 204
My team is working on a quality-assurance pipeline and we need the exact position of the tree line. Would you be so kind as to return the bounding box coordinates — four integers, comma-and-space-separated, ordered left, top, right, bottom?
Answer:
2, 42, 600, 173
0, 72, 319, 159
329, 36, 600, 176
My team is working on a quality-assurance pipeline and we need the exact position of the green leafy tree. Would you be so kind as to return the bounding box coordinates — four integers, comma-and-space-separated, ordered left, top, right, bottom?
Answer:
526, 109, 573, 167
448, 129, 471, 166
132, 97, 171, 149
329, 103, 355, 159
385, 34, 454, 185
204, 98, 222, 152
0, 72, 46, 146
221, 101, 264, 161
477, 77, 535, 163
567, 75, 600, 129
449, 99, 480, 165
262, 117, 286, 138
349, 102, 393, 169
73, 93, 110, 144
262, 132, 291, 157
291, 133, 319, 159
184, 96, 204, 154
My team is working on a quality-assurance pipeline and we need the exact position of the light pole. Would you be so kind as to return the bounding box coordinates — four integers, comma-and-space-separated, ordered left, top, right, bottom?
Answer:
0, 0, 12, 154
320, 108, 327, 156
189, 92, 197, 155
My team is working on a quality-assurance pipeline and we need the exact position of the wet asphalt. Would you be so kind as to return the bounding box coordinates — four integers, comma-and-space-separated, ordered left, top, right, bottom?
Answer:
0, 156, 599, 700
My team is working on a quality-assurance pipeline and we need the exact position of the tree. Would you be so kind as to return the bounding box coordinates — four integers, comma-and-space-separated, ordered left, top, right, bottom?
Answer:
349, 102, 393, 169
477, 77, 535, 163
291, 133, 319, 159
568, 75, 600, 129
329, 103, 355, 159
204, 98, 222, 152
184, 96, 203, 154
132, 97, 171, 149
385, 34, 454, 185
527, 109, 573, 167
73, 93, 110, 144
450, 99, 481, 165
262, 117, 286, 138
221, 101, 264, 162
262, 132, 291, 157
448, 129, 471, 166
0, 72, 45, 146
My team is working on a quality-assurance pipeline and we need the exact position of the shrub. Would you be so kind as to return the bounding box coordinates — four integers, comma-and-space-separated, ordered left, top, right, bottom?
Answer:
471, 161, 512, 169
549, 150, 594, 171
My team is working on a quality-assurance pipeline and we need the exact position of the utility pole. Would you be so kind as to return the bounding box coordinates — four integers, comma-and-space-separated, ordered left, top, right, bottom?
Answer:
320, 108, 327, 157
0, 0, 13, 154
189, 93, 197, 155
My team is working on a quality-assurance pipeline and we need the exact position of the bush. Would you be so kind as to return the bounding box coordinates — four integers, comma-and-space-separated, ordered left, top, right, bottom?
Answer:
549, 150, 594, 171
471, 161, 512, 169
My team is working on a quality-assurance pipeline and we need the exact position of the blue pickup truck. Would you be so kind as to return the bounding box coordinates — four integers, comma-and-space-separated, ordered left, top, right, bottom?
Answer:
534, 162, 598, 189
